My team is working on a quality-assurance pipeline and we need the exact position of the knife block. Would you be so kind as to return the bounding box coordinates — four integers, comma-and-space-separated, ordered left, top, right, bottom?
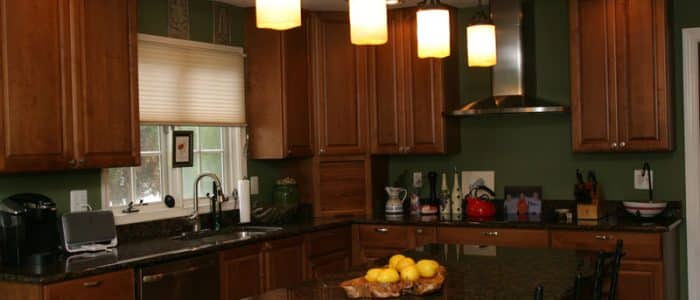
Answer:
576, 184, 605, 220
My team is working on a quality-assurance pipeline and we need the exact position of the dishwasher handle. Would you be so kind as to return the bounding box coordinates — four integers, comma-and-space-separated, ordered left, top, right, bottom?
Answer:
142, 265, 213, 283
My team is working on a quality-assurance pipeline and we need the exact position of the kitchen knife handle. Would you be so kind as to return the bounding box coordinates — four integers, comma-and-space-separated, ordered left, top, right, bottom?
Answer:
82, 281, 102, 288
481, 231, 499, 237
375, 227, 389, 233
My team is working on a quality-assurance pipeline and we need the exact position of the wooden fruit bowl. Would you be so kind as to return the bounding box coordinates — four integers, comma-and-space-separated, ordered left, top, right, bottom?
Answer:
340, 266, 446, 299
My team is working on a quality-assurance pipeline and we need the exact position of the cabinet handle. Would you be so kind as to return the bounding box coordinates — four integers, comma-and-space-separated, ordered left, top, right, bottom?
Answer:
481, 231, 499, 237
415, 228, 424, 234
287, 149, 292, 154
319, 148, 326, 154
611, 142, 618, 149
594, 234, 612, 241
375, 227, 389, 233
82, 281, 102, 288
620, 142, 626, 148
142, 274, 164, 283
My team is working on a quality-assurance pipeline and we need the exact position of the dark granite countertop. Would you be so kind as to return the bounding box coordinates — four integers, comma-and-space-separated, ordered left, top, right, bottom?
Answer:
251, 243, 595, 300
0, 209, 680, 285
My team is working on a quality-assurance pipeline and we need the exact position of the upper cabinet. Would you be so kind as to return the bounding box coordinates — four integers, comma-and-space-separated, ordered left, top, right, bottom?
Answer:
0, 0, 139, 173
309, 12, 369, 156
246, 10, 314, 159
570, 0, 671, 152
369, 8, 459, 155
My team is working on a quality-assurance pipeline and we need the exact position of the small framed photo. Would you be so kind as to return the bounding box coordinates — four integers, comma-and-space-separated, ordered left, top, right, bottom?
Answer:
172, 131, 194, 168
504, 186, 543, 215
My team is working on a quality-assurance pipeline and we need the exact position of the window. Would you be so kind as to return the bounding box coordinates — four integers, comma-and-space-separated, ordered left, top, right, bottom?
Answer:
102, 125, 246, 212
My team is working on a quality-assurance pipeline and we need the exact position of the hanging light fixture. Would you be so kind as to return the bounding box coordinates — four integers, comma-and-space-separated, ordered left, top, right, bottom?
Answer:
416, 0, 451, 59
349, 0, 388, 45
255, 0, 301, 30
467, 0, 497, 67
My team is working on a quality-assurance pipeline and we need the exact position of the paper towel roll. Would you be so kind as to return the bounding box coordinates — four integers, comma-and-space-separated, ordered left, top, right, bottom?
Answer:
238, 179, 251, 223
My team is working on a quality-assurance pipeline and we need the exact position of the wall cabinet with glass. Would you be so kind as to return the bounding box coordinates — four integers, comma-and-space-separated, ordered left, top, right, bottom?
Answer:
0, 0, 139, 173
245, 10, 314, 159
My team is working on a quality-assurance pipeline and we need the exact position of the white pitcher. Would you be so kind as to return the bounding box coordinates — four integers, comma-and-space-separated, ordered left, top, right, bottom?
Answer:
385, 187, 408, 214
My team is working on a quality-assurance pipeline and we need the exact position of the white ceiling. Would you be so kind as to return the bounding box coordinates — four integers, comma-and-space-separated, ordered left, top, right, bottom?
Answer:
216, 0, 484, 11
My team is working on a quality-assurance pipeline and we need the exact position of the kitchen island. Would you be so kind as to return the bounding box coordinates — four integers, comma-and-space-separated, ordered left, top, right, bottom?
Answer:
250, 243, 594, 300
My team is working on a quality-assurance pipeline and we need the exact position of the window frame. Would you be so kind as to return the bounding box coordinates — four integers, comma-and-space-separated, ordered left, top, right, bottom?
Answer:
101, 125, 247, 225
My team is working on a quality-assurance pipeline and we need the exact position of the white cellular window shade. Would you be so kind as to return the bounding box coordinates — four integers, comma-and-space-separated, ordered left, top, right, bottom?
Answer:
138, 34, 246, 126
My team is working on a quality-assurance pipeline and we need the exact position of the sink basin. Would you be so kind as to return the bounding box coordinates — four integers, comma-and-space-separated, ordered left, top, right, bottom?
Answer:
170, 226, 283, 241
230, 226, 283, 233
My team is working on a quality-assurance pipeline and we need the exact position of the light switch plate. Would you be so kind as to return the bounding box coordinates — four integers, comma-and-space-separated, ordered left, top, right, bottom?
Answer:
412, 172, 423, 188
70, 190, 88, 212
250, 176, 259, 195
634, 170, 653, 190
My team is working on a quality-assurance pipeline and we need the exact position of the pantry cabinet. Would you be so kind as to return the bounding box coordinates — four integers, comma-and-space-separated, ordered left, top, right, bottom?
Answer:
570, 0, 671, 152
0, 0, 139, 173
369, 8, 458, 155
309, 12, 369, 156
245, 11, 313, 159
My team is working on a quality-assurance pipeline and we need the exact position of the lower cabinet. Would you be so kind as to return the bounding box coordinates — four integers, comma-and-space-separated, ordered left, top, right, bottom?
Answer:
220, 243, 265, 300
306, 226, 352, 279
617, 260, 664, 300
354, 224, 438, 264
263, 237, 305, 290
436, 227, 550, 248
43, 269, 135, 300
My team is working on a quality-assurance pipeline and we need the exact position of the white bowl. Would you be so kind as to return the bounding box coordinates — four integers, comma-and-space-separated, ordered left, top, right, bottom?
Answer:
622, 201, 668, 218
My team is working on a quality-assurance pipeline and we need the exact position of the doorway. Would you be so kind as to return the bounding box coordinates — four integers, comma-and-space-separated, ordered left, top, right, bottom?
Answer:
682, 27, 700, 300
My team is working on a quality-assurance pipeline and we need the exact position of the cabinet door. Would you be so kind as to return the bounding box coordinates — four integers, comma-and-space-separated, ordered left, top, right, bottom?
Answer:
44, 269, 135, 300
264, 237, 305, 291
368, 10, 405, 155
570, 0, 619, 152
317, 158, 369, 217
308, 251, 351, 280
401, 9, 450, 154
283, 18, 314, 158
220, 244, 264, 300
72, 0, 140, 168
0, 0, 75, 172
617, 260, 664, 300
310, 13, 367, 156
615, 0, 671, 151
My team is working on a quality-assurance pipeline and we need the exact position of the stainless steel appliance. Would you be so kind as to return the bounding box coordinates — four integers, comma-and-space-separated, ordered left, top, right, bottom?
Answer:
0, 193, 59, 266
137, 254, 220, 300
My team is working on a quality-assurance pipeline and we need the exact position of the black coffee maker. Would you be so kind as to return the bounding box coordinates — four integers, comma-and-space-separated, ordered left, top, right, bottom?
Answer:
0, 193, 59, 266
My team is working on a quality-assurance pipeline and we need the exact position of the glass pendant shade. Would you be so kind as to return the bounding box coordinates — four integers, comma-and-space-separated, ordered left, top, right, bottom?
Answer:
349, 0, 388, 45
467, 24, 497, 67
416, 8, 451, 58
255, 0, 301, 30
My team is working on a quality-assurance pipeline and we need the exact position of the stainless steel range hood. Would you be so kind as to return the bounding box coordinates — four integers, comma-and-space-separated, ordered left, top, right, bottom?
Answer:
446, 0, 569, 116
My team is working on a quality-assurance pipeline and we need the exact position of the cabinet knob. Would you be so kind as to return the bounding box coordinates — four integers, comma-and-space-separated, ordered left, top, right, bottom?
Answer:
68, 160, 77, 167
594, 234, 612, 241
319, 148, 326, 154
78, 158, 86, 166
415, 228, 424, 234
611, 142, 618, 149
405, 147, 411, 153
287, 149, 292, 154
619, 142, 626, 148
375, 227, 389, 233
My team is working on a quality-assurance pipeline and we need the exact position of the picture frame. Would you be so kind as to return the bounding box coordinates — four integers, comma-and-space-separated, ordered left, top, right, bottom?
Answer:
504, 186, 543, 215
172, 130, 194, 168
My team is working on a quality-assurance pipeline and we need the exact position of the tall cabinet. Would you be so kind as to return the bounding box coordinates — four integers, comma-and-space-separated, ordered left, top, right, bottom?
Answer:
0, 0, 139, 173
570, 0, 671, 152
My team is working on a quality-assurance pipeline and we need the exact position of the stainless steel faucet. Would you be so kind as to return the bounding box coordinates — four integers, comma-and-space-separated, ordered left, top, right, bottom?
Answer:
190, 173, 225, 232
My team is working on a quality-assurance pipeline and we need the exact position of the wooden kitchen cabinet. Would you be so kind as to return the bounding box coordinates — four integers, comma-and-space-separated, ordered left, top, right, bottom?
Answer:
305, 227, 352, 280
0, 0, 139, 173
309, 12, 368, 156
263, 237, 305, 291
354, 224, 438, 264
246, 10, 313, 159
617, 260, 664, 300
437, 227, 549, 248
43, 269, 134, 300
369, 8, 458, 155
311, 156, 373, 217
220, 244, 264, 300
570, 0, 672, 152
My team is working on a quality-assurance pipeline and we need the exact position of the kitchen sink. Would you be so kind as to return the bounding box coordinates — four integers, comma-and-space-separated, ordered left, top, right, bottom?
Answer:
230, 226, 283, 233
170, 226, 283, 242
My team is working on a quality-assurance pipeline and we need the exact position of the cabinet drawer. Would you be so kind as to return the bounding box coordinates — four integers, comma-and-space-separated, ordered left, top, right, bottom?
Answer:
44, 269, 135, 300
437, 227, 549, 248
358, 225, 410, 249
550, 230, 661, 260
412, 226, 437, 247
306, 226, 351, 258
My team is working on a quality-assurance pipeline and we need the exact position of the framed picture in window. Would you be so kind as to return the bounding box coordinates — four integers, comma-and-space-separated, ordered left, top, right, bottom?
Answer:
173, 131, 194, 168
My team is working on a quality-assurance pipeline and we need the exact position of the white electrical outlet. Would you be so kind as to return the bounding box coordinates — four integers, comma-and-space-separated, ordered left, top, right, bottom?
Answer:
250, 176, 259, 195
634, 170, 653, 190
413, 172, 423, 188
70, 190, 88, 212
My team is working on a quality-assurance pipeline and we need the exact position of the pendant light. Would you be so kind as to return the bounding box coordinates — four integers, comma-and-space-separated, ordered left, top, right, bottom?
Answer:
349, 0, 388, 45
467, 0, 497, 67
416, 0, 451, 59
255, 0, 301, 30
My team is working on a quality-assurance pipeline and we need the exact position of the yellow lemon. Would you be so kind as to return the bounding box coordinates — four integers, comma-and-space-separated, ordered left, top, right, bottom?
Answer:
388, 254, 406, 269
364, 268, 383, 282
376, 268, 400, 283
400, 265, 420, 282
395, 257, 416, 272
416, 260, 439, 278
417, 259, 439, 268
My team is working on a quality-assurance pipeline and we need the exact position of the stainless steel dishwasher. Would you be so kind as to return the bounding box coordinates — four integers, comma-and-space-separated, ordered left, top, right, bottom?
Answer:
137, 254, 220, 300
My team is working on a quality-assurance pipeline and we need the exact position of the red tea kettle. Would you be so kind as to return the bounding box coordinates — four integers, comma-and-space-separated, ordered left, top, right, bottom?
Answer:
466, 185, 497, 218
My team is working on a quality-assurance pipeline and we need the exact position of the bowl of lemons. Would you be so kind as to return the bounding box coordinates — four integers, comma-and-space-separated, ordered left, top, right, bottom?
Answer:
341, 254, 446, 298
